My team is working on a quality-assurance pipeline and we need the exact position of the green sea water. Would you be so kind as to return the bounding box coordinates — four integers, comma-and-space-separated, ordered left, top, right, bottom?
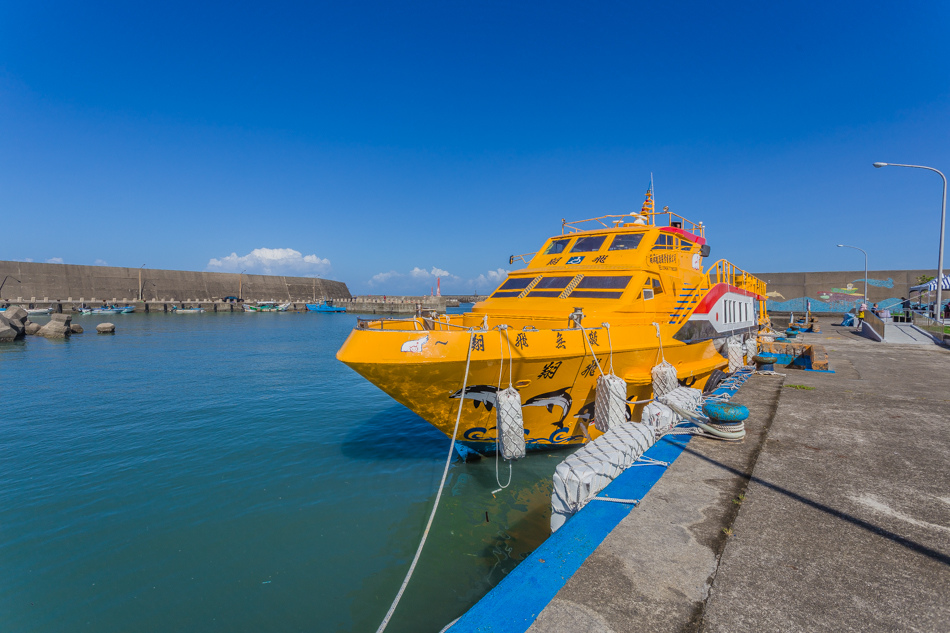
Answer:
0, 310, 570, 632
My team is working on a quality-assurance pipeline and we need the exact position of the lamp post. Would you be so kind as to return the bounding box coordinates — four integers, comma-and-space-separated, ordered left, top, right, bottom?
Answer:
874, 162, 946, 322
0, 275, 20, 300
837, 244, 868, 306
239, 269, 246, 301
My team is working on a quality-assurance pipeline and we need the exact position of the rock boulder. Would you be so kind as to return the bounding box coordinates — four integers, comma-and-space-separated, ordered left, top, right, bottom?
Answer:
38, 321, 70, 338
4, 306, 29, 329
0, 324, 17, 341
70, 324, 84, 334
0, 312, 24, 338
24, 322, 42, 335
96, 322, 116, 334
38, 313, 72, 339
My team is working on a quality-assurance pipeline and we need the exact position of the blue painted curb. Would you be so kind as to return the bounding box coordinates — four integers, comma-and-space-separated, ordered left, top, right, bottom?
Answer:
449, 435, 692, 633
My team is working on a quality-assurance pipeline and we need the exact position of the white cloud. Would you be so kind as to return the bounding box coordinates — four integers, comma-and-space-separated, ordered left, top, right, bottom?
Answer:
370, 270, 401, 285
474, 268, 509, 291
94, 259, 108, 266
207, 247, 331, 277
46, 257, 64, 264
407, 266, 457, 280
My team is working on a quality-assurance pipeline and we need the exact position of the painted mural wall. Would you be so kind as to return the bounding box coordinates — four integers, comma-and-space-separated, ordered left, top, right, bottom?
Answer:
755, 269, 938, 313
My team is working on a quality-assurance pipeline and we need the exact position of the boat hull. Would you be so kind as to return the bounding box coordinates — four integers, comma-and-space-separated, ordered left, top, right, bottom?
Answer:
336, 324, 726, 451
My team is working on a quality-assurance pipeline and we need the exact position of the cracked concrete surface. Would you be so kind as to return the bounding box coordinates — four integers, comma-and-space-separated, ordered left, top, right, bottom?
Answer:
527, 317, 950, 632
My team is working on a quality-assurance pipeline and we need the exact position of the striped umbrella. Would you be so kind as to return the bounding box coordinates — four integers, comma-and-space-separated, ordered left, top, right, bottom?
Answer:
909, 274, 950, 292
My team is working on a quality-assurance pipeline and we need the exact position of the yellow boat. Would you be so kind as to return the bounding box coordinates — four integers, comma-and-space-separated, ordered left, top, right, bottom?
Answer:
337, 196, 766, 454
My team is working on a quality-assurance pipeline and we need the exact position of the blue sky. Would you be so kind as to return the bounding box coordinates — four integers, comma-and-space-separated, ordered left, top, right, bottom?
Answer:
1, 1, 948, 294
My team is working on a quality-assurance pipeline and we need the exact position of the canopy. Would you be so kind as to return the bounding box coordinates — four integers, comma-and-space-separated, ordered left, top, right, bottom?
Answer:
910, 274, 950, 292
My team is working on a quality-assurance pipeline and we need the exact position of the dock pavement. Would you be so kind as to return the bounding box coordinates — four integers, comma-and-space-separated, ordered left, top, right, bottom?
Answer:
457, 317, 950, 632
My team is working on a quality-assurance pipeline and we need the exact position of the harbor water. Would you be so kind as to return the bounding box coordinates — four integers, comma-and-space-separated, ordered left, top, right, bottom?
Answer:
1, 310, 570, 632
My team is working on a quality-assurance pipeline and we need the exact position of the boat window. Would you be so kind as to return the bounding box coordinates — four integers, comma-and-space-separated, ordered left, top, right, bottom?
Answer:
491, 291, 522, 298
651, 234, 677, 250
544, 238, 572, 255
570, 290, 624, 299
608, 234, 644, 251
534, 276, 573, 289
569, 235, 607, 253
650, 277, 664, 294
680, 239, 693, 251
496, 277, 533, 290
527, 276, 573, 298
575, 276, 632, 289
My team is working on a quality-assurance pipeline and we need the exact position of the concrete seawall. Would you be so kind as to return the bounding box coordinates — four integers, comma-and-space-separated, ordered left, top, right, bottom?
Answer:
756, 268, 938, 313
0, 260, 351, 304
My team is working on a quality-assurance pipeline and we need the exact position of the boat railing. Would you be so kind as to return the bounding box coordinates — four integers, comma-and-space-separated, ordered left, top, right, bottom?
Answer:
357, 317, 425, 331
355, 315, 482, 332
509, 252, 538, 265
561, 211, 704, 239
706, 259, 767, 298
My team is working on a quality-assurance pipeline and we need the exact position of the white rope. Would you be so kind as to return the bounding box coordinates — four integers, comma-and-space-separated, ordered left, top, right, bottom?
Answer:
603, 322, 615, 375
375, 331, 476, 633
632, 455, 669, 467
590, 496, 640, 505
579, 324, 605, 377
653, 322, 664, 363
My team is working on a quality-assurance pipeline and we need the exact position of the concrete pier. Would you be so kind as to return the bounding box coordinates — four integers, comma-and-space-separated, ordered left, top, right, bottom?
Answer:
453, 316, 950, 632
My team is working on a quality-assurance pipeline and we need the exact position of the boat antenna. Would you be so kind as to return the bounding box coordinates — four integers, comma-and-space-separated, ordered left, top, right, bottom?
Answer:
650, 172, 655, 212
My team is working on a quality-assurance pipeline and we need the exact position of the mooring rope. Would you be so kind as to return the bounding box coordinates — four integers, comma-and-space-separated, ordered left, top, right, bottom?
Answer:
375, 330, 476, 633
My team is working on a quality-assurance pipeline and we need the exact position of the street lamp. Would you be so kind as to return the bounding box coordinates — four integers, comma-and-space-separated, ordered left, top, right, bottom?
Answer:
874, 162, 947, 321
0, 275, 20, 299
837, 244, 868, 306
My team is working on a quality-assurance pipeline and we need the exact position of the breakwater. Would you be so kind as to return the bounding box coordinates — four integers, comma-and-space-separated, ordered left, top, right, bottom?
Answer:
0, 260, 351, 305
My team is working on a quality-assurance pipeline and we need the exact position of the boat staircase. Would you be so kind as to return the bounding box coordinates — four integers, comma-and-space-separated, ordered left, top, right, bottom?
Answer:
670, 285, 702, 325
667, 260, 768, 327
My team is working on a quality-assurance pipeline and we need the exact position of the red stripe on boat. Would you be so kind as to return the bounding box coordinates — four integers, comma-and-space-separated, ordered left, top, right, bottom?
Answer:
658, 226, 706, 246
694, 283, 763, 314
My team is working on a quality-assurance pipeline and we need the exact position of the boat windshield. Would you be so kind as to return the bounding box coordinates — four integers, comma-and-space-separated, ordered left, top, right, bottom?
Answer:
544, 238, 572, 254
569, 235, 607, 253
608, 234, 644, 251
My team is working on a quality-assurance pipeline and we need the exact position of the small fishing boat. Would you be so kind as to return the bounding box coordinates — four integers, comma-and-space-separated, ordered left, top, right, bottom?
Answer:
93, 307, 122, 315
307, 299, 346, 313
119, 306, 136, 314
244, 302, 292, 312
337, 187, 767, 454
172, 306, 204, 313
25, 307, 54, 316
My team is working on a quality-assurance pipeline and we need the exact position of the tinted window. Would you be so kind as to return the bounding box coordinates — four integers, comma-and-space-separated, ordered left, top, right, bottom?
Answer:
609, 234, 644, 251
534, 276, 572, 289
497, 277, 533, 290
576, 276, 632, 289
569, 235, 607, 253
544, 238, 572, 254
569, 290, 624, 299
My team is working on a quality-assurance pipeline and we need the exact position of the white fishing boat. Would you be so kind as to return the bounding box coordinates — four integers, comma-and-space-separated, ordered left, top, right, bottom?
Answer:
244, 302, 292, 312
